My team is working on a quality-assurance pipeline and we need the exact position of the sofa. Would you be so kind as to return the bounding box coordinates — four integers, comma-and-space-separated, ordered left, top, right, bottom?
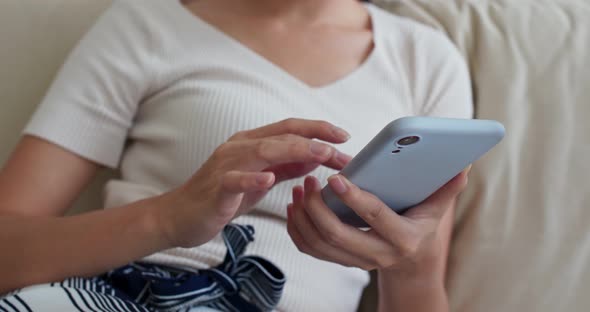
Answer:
2, 1, 589, 311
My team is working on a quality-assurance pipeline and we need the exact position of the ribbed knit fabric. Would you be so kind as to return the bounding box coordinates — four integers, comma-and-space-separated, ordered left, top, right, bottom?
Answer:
24, 0, 472, 310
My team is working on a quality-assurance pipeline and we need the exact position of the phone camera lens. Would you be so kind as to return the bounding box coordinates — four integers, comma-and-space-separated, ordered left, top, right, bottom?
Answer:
397, 136, 420, 146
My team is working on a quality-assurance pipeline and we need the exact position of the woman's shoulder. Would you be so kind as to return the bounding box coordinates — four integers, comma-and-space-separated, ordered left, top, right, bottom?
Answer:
367, 4, 472, 117
91, 0, 166, 37
104, 0, 178, 24
368, 4, 459, 57
100, 0, 194, 33
88, 0, 205, 55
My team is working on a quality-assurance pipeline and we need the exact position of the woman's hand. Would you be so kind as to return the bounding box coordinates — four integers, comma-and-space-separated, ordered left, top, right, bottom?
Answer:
156, 118, 353, 248
287, 167, 470, 278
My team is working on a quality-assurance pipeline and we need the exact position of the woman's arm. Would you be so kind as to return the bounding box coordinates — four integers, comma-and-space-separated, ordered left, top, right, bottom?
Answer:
0, 137, 172, 294
376, 202, 455, 312
287, 168, 469, 312
0, 119, 351, 294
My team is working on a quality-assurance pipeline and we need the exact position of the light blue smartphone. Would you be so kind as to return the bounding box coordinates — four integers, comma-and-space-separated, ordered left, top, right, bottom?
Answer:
321, 116, 505, 227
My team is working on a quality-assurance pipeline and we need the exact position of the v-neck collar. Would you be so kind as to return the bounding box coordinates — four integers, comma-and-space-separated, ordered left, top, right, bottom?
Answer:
171, 0, 381, 92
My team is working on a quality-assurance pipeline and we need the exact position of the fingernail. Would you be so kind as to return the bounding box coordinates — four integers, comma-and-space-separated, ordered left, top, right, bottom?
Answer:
332, 127, 351, 141
311, 143, 331, 157
257, 173, 272, 185
466, 164, 473, 175
336, 152, 352, 166
329, 175, 348, 194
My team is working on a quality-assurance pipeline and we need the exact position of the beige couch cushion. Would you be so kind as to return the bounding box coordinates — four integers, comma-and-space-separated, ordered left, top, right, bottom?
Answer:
0, 0, 113, 214
376, 0, 590, 311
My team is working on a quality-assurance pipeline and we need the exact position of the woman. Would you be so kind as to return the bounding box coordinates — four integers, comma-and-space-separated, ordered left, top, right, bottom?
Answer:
0, 0, 472, 310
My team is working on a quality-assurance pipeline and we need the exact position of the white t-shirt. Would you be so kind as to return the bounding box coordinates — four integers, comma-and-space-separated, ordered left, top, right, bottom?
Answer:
24, 0, 472, 310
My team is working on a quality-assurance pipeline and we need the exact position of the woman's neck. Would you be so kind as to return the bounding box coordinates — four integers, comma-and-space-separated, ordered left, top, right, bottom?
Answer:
182, 0, 367, 28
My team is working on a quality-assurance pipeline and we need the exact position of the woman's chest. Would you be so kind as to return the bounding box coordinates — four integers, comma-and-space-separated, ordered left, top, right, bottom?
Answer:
122, 70, 412, 189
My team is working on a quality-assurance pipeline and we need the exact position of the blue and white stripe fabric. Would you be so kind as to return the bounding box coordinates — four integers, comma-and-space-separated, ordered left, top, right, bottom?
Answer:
1, 224, 285, 312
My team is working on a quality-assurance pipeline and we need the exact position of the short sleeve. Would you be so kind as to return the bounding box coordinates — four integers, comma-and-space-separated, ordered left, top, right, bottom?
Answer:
24, 0, 154, 168
410, 27, 474, 119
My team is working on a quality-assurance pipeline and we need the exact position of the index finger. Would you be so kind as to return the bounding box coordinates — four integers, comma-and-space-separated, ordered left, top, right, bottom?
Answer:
230, 118, 350, 143
301, 176, 396, 258
325, 175, 412, 244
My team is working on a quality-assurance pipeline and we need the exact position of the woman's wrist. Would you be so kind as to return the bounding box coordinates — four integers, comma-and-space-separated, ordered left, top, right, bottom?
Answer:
376, 249, 447, 310
378, 238, 445, 281
378, 266, 445, 290
145, 189, 186, 250
147, 185, 229, 249
377, 268, 447, 312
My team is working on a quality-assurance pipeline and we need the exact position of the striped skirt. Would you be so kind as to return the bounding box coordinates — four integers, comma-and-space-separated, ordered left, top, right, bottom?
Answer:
0, 224, 285, 312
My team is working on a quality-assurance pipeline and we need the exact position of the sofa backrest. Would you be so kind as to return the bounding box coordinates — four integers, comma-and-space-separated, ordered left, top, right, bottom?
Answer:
0, 0, 113, 214
376, 1, 590, 311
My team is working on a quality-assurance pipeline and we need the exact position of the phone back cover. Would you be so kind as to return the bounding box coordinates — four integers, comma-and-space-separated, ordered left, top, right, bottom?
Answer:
322, 117, 505, 227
